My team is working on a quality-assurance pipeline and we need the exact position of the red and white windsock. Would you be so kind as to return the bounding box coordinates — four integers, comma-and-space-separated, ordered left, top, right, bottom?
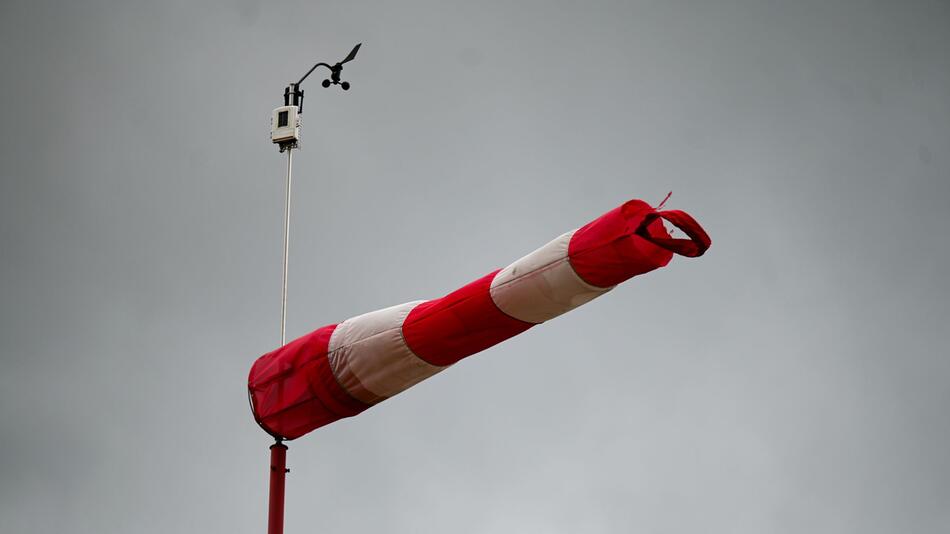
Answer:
248, 198, 711, 440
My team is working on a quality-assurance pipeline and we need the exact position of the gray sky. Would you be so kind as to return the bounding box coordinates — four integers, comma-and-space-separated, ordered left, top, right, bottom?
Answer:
1, 1, 949, 532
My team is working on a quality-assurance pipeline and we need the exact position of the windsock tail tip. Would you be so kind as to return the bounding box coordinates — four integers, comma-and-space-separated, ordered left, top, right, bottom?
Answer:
634, 208, 711, 258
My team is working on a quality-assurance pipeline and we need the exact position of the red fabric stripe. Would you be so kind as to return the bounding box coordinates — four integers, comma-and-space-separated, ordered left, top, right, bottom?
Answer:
248, 324, 369, 440
568, 199, 678, 287
403, 271, 534, 367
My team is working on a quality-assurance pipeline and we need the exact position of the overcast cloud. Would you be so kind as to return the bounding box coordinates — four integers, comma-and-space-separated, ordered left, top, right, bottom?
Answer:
1, 1, 949, 533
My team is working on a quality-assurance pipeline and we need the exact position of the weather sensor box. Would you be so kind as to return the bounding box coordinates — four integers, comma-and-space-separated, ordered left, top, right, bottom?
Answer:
271, 106, 300, 145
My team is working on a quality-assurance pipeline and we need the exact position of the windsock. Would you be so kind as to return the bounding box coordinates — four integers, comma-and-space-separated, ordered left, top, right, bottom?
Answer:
248, 199, 710, 440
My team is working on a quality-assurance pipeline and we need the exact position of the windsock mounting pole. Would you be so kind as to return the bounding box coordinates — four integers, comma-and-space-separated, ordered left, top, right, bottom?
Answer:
268, 441, 289, 534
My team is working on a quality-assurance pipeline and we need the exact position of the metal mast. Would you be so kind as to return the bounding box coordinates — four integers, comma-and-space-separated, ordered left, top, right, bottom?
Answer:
280, 148, 293, 346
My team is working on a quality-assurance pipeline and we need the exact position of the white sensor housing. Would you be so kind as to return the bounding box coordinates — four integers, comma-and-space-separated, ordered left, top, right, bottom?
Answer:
271, 106, 300, 145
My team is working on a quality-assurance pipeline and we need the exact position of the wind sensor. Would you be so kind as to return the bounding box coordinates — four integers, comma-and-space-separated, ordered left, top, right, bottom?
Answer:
270, 43, 361, 151
263, 43, 361, 534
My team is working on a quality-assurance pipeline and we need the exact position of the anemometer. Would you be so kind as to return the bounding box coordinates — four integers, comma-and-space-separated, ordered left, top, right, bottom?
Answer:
270, 43, 361, 151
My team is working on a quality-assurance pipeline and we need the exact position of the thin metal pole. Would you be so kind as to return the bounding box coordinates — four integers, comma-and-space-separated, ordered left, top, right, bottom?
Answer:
280, 148, 293, 346
267, 442, 288, 534
270, 147, 293, 534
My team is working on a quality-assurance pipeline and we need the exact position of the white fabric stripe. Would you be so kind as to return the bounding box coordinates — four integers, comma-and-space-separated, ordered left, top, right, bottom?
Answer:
490, 230, 613, 324
328, 301, 447, 404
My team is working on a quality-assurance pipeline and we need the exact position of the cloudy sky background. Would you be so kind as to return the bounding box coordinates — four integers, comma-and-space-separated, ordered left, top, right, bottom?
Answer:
1, 1, 949, 532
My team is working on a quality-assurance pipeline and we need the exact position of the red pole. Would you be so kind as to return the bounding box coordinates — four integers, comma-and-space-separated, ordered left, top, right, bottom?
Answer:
268, 442, 288, 534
